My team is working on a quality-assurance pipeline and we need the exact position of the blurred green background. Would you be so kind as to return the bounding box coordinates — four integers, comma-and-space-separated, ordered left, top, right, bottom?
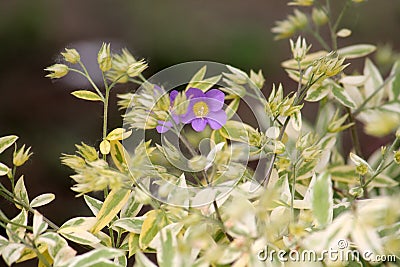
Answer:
0, 0, 399, 263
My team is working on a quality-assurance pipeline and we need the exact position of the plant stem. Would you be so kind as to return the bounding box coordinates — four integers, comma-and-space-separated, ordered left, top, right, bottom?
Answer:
212, 200, 233, 242
363, 137, 400, 189
77, 61, 104, 100
290, 163, 297, 223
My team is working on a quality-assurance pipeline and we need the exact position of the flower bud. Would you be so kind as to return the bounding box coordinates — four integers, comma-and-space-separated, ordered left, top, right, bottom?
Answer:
396, 128, 400, 138
45, 64, 69, 79
13, 145, 33, 167
355, 164, 368, 175
250, 69, 265, 89
61, 48, 80, 64
97, 43, 112, 72
312, 8, 328, 26
290, 36, 311, 61
127, 60, 148, 77
349, 186, 364, 198
76, 143, 98, 162
394, 151, 400, 164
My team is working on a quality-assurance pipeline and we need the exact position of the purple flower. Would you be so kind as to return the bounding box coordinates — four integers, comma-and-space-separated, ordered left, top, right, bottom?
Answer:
181, 88, 227, 132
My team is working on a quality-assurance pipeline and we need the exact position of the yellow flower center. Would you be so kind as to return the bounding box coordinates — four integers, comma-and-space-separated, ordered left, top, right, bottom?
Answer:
193, 101, 209, 117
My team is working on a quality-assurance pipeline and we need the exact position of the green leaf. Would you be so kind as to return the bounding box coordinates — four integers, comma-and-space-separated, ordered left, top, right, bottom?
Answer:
71, 90, 103, 102
158, 229, 176, 267
30, 193, 55, 208
0, 162, 9, 176
363, 58, 384, 107
59, 217, 97, 233
337, 44, 376, 59
312, 172, 333, 227
186, 66, 207, 90
328, 165, 357, 184
83, 195, 103, 216
66, 248, 125, 267
331, 82, 356, 108
219, 120, 254, 143
225, 97, 240, 120
33, 211, 48, 238
305, 84, 330, 102
0, 135, 18, 154
189, 75, 222, 92
6, 209, 27, 242
110, 140, 130, 172
112, 217, 144, 233
134, 252, 157, 267
14, 176, 29, 208
120, 192, 142, 218
91, 188, 131, 234
128, 233, 140, 257
61, 231, 101, 246
2, 243, 25, 266
368, 174, 399, 188
390, 60, 400, 100
39, 232, 68, 259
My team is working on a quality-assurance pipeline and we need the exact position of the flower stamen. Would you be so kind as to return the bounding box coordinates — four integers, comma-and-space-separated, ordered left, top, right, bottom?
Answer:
193, 101, 209, 117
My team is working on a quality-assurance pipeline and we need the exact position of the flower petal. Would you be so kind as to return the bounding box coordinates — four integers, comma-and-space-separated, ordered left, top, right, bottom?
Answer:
170, 90, 179, 103
191, 118, 207, 132
205, 89, 225, 111
156, 121, 173, 133
207, 110, 227, 130
186, 88, 205, 99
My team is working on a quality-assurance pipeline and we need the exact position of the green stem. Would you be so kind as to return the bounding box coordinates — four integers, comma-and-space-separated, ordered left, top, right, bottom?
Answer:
291, 163, 297, 222
10, 165, 16, 192
308, 29, 331, 51
346, 107, 363, 157
212, 200, 233, 242
364, 137, 400, 189
77, 61, 104, 99
0, 183, 59, 230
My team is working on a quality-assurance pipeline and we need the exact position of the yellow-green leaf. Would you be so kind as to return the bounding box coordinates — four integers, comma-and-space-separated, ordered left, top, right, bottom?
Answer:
100, 140, 111, 155
91, 188, 131, 234
106, 128, 132, 141
225, 97, 240, 120
110, 140, 130, 172
186, 66, 207, 90
139, 210, 166, 250
312, 172, 333, 227
71, 90, 103, 102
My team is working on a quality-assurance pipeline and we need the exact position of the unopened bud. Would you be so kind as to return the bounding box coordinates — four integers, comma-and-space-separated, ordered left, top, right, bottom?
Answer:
13, 145, 33, 167
45, 64, 69, 79
97, 43, 112, 72
127, 60, 148, 77
61, 48, 80, 64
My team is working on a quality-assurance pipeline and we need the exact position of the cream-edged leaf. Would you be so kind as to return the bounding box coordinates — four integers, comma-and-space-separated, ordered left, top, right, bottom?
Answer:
337, 44, 376, 59
0, 135, 18, 154
30, 193, 55, 208
71, 90, 103, 102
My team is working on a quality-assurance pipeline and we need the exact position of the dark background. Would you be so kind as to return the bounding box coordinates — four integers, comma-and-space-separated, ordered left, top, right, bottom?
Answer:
0, 0, 400, 265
